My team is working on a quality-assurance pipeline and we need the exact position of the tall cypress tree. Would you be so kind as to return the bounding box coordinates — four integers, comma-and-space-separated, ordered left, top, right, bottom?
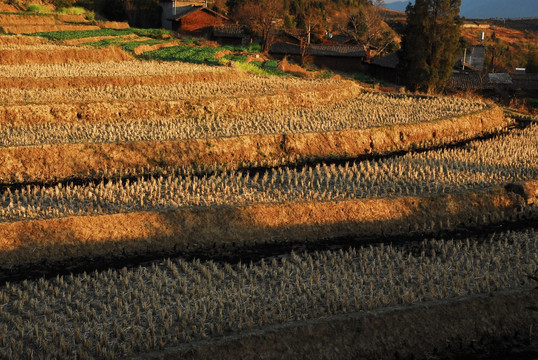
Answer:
398, 0, 462, 93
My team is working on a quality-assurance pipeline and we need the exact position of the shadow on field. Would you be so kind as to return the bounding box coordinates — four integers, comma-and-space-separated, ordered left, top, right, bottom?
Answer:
0, 182, 534, 282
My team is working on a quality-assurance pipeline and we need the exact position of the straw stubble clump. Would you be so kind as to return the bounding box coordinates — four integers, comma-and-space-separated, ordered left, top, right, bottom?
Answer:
0, 124, 535, 223
0, 60, 232, 79
0, 92, 488, 147
0, 229, 535, 359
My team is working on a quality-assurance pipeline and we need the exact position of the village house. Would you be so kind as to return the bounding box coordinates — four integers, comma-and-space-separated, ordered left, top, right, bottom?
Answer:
368, 51, 400, 84
159, 0, 247, 44
269, 41, 367, 72
268, 29, 367, 72
454, 45, 486, 72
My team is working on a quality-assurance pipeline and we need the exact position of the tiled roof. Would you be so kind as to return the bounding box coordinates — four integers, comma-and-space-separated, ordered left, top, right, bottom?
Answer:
213, 24, 245, 38
510, 73, 538, 90
310, 44, 366, 57
488, 73, 513, 85
168, 5, 229, 21
371, 52, 399, 69
448, 72, 490, 89
269, 42, 367, 58
448, 72, 538, 90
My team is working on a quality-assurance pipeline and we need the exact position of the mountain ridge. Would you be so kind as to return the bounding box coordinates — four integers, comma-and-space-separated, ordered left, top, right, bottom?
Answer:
383, 0, 538, 19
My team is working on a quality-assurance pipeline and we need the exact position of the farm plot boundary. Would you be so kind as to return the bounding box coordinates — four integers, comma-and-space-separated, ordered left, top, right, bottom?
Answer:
0, 105, 508, 184
0, 46, 131, 64
0, 180, 535, 268
0, 82, 362, 124
134, 288, 538, 360
0, 71, 244, 89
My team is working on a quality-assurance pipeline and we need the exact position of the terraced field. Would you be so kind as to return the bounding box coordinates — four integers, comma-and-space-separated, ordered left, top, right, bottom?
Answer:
0, 21, 536, 360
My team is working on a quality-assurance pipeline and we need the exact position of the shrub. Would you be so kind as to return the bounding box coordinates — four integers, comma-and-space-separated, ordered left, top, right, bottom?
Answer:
56, 6, 86, 15
85, 10, 95, 20
26, 4, 50, 13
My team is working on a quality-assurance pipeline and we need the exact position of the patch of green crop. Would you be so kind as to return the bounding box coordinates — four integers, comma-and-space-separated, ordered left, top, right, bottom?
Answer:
27, 28, 171, 41
132, 28, 171, 39
120, 39, 167, 52
247, 43, 262, 53
81, 38, 123, 47
182, 38, 200, 45
222, 54, 248, 63
224, 59, 288, 77
231, 61, 267, 75
28, 28, 132, 40
139, 45, 222, 65
262, 59, 287, 76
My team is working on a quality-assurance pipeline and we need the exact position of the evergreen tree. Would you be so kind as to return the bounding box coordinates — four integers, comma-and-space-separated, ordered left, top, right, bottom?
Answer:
398, 0, 462, 93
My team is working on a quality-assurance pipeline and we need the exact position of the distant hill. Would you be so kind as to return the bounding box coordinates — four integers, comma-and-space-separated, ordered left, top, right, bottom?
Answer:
383, 0, 538, 19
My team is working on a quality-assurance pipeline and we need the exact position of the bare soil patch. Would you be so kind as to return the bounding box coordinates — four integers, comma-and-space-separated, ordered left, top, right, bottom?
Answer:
278, 58, 313, 78
133, 41, 181, 55
0, 3, 19, 12
55, 13, 89, 23
96, 21, 130, 29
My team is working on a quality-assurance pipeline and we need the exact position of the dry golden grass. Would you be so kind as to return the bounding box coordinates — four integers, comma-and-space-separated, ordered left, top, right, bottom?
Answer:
0, 35, 48, 45
1, 124, 535, 223
0, 108, 510, 182
0, 229, 535, 359
0, 181, 534, 268
0, 45, 131, 65
0, 43, 84, 50
0, 81, 362, 125
0, 24, 101, 34
0, 76, 347, 104
0, 125, 535, 267
132, 41, 182, 55
0, 71, 244, 89
0, 14, 57, 26
0, 60, 234, 79
0, 3, 18, 12
96, 21, 130, 29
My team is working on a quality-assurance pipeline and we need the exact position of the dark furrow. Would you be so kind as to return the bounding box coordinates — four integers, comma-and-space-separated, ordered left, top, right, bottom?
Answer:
0, 117, 533, 194
0, 216, 535, 286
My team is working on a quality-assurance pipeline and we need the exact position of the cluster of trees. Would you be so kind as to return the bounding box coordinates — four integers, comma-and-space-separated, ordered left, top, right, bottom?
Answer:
398, 0, 462, 93
75, 0, 161, 27
226, 0, 398, 56
228, 0, 468, 94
